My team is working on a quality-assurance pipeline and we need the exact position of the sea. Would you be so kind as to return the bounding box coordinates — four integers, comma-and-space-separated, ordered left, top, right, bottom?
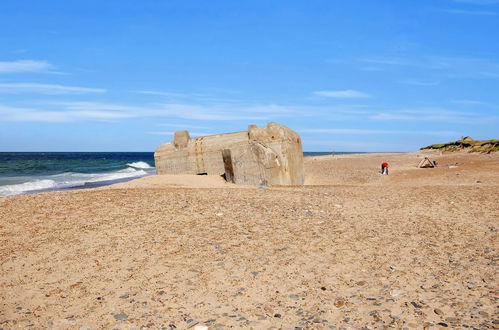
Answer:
0, 151, 362, 196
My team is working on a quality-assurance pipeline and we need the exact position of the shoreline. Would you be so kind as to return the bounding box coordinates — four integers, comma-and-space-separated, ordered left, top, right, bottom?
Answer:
0, 152, 406, 197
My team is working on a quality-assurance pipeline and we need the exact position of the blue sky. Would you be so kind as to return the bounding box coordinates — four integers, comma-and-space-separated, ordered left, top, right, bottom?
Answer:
0, 0, 498, 152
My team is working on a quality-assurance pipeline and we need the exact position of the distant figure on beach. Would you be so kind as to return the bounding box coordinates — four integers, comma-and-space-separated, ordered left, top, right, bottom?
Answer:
381, 162, 389, 175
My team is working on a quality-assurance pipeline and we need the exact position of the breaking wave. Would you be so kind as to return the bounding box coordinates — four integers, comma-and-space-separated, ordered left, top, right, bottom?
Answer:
126, 161, 152, 169
0, 167, 150, 197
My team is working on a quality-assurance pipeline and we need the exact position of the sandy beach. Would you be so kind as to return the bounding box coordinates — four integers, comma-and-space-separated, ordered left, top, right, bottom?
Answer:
1, 151, 498, 329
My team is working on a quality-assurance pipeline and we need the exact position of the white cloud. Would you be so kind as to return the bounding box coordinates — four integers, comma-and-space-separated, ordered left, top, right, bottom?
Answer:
445, 9, 498, 15
0, 60, 54, 74
399, 79, 440, 86
152, 103, 293, 121
360, 56, 499, 79
313, 90, 371, 98
0, 83, 106, 94
157, 123, 211, 129
0, 104, 133, 122
147, 131, 215, 137
301, 128, 458, 137
453, 0, 499, 4
367, 108, 499, 124
0, 101, 296, 122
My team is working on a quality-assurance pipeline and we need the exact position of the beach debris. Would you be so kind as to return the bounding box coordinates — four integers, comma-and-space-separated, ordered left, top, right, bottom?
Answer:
418, 157, 437, 168
216, 212, 224, 217
434, 308, 443, 315
410, 301, 423, 308
194, 325, 208, 330
114, 313, 128, 320
334, 298, 345, 308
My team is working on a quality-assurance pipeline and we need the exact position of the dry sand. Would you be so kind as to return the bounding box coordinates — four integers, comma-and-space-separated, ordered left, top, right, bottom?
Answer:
1, 151, 498, 329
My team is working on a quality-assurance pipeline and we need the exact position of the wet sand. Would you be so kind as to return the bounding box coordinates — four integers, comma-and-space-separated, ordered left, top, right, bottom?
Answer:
1, 151, 498, 329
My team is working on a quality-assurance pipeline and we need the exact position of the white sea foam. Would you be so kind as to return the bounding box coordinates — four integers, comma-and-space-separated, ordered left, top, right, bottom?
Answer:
126, 161, 152, 169
0, 167, 150, 197
0, 179, 57, 196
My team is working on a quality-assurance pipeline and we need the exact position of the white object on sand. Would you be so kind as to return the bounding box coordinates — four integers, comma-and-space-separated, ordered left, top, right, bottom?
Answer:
194, 325, 209, 330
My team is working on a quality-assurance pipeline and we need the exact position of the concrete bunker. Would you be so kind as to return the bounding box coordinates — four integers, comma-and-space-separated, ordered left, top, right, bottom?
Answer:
154, 122, 304, 185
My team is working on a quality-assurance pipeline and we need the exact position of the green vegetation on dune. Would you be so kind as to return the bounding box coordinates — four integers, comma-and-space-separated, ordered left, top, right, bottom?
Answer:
421, 139, 499, 153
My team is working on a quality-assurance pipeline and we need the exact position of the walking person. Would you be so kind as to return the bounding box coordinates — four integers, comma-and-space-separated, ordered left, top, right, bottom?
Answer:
381, 162, 389, 175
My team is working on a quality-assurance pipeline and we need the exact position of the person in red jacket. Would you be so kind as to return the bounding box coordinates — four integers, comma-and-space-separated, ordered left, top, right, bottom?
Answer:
381, 162, 389, 175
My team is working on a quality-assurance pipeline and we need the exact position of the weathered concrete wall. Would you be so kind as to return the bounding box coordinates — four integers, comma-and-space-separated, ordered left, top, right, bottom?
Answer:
154, 122, 304, 185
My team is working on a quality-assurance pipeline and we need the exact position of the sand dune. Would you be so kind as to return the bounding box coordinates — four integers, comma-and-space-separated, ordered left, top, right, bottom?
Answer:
1, 152, 497, 329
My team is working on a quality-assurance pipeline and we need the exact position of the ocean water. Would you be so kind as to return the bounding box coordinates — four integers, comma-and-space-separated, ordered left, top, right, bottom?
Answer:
0, 152, 155, 196
0, 151, 363, 196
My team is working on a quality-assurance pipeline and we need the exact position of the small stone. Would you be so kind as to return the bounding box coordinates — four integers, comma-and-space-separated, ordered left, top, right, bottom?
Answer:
410, 301, 422, 308
356, 281, 367, 286
264, 306, 273, 312
158, 290, 166, 295
437, 322, 448, 327
321, 287, 327, 291
194, 326, 208, 330
289, 294, 300, 300
478, 311, 489, 317
334, 299, 345, 308
434, 308, 443, 315
274, 313, 281, 318
119, 294, 129, 299
114, 313, 128, 320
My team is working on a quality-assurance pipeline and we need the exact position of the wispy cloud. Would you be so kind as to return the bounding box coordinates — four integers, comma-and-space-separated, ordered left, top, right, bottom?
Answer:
313, 90, 371, 98
0, 104, 134, 122
445, 9, 498, 15
452, 99, 489, 105
0, 101, 297, 122
157, 123, 212, 129
368, 108, 498, 124
301, 128, 458, 137
137, 90, 205, 98
0, 83, 106, 94
136, 89, 244, 104
147, 131, 216, 137
453, 0, 499, 4
399, 79, 440, 86
0, 60, 57, 74
360, 56, 499, 79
